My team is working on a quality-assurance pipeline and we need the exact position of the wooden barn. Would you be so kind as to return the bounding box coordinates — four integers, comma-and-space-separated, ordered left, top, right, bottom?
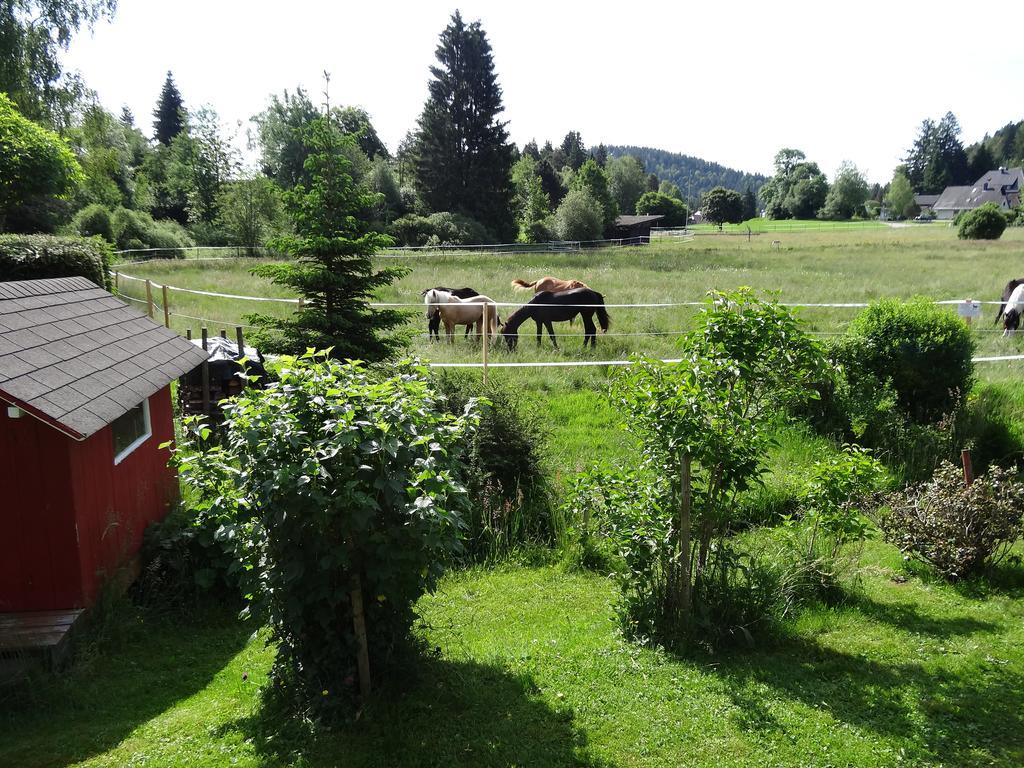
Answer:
0, 277, 206, 657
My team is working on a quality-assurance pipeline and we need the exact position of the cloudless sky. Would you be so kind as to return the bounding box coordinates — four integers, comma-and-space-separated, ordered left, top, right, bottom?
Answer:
64, 0, 1024, 184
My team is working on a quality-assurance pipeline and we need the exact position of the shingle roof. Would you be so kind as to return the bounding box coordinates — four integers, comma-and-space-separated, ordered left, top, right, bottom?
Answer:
615, 214, 665, 226
932, 186, 973, 211
0, 277, 208, 439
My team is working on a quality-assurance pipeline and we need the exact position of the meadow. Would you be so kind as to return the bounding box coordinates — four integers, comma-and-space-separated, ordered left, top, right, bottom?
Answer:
3, 224, 1023, 767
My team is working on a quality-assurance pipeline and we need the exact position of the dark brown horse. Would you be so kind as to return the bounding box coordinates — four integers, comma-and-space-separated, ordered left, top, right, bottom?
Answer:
502, 288, 610, 350
421, 286, 479, 340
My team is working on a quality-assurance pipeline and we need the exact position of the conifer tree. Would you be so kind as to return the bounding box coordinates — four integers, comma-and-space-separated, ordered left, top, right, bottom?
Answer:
415, 11, 515, 240
248, 115, 407, 362
153, 71, 185, 146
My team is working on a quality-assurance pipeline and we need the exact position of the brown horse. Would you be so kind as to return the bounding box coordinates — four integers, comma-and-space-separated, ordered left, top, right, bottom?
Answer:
511, 276, 589, 293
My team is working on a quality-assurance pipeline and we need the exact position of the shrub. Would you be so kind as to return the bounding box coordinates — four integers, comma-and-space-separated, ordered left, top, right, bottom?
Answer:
169, 353, 477, 716
433, 371, 554, 558
880, 462, 1024, 581
553, 187, 603, 241
112, 207, 195, 256
0, 234, 112, 289
840, 299, 974, 425
635, 191, 688, 227
72, 204, 115, 242
958, 202, 1007, 240
389, 211, 495, 246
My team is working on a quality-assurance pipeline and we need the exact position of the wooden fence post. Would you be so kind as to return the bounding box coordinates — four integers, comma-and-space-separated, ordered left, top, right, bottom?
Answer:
161, 284, 170, 328
114, 270, 119, 292
145, 279, 154, 319
201, 328, 210, 417
235, 326, 245, 355
481, 302, 489, 385
961, 449, 974, 487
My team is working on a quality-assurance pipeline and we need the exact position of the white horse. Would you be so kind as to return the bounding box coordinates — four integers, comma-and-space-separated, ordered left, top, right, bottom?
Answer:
423, 289, 501, 343
1001, 283, 1024, 336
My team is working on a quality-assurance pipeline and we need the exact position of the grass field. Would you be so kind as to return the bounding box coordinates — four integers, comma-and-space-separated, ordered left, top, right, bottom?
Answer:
2, 543, 1022, 768
4, 225, 1022, 767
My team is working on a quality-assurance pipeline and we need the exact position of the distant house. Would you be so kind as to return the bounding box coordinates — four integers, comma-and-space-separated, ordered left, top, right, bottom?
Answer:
0, 277, 207, 619
614, 214, 665, 239
913, 194, 939, 214
932, 167, 1023, 220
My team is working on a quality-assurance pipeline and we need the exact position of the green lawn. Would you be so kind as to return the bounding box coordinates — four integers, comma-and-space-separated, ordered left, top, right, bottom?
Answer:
3, 544, 1022, 767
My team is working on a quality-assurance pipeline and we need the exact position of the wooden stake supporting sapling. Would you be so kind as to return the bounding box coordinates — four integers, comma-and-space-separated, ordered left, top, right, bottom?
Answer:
962, 448, 974, 487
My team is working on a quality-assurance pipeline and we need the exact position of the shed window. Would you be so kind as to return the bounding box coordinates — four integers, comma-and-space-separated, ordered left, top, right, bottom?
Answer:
112, 398, 151, 465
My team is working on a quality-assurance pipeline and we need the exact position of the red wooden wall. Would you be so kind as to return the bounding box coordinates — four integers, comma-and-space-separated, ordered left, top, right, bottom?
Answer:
0, 386, 179, 612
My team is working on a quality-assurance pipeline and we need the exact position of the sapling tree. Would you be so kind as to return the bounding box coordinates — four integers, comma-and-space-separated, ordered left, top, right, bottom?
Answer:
611, 290, 827, 642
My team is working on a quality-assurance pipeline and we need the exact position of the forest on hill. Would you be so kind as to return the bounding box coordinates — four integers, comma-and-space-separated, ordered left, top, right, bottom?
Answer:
607, 145, 768, 206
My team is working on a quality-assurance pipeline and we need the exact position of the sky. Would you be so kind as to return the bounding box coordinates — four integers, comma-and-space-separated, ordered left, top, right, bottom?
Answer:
64, 0, 1024, 184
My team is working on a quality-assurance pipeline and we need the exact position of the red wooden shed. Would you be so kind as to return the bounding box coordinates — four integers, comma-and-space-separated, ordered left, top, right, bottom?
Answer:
0, 277, 207, 618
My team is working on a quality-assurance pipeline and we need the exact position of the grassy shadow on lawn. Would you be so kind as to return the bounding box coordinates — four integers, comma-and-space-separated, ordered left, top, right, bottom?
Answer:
0, 604, 252, 768
713, 601, 1023, 766
223, 655, 611, 768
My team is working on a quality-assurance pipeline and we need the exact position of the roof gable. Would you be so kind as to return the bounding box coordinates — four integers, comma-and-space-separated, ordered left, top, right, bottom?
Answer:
0, 277, 208, 439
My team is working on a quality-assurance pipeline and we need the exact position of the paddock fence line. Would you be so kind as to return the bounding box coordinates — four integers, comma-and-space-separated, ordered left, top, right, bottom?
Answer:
114, 245, 287, 261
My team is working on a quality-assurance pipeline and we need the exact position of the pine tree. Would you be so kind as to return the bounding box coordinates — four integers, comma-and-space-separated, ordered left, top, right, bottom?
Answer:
743, 185, 757, 220
248, 117, 408, 362
119, 106, 135, 128
415, 11, 515, 240
153, 71, 185, 146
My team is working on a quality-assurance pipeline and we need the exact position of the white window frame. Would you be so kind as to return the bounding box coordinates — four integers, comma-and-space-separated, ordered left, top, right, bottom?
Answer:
113, 397, 152, 465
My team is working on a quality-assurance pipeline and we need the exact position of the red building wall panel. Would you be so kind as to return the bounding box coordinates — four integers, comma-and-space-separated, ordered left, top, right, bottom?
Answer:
68, 387, 179, 606
0, 406, 81, 612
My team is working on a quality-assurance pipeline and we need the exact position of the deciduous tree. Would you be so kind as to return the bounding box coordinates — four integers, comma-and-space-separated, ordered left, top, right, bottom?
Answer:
820, 161, 869, 220
700, 187, 744, 228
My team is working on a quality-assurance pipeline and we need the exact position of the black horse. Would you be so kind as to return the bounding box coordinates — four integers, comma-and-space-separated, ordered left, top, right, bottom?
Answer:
502, 288, 610, 350
421, 286, 480, 340
994, 277, 1024, 332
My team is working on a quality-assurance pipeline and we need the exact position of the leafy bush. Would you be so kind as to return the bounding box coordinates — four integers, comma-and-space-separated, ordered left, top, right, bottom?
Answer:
635, 191, 688, 227
71, 204, 114, 242
433, 372, 554, 558
839, 299, 974, 425
0, 234, 112, 289
880, 462, 1024, 581
781, 445, 884, 600
957, 202, 1007, 240
388, 212, 495, 246
112, 207, 194, 256
553, 187, 604, 241
605, 290, 827, 648
169, 353, 477, 716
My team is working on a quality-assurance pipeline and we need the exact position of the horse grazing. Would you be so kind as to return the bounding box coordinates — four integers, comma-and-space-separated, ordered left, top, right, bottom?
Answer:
502, 288, 610, 350
511, 276, 589, 293
995, 278, 1024, 334
423, 289, 501, 344
421, 286, 479, 340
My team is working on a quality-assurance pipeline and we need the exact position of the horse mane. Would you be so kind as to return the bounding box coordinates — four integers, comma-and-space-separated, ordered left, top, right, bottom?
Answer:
502, 305, 530, 333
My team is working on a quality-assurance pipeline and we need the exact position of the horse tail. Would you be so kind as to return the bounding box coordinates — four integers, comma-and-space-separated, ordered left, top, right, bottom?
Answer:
511, 278, 536, 291
596, 296, 610, 333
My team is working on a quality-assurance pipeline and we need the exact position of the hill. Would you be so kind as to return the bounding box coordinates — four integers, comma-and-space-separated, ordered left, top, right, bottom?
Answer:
607, 145, 768, 204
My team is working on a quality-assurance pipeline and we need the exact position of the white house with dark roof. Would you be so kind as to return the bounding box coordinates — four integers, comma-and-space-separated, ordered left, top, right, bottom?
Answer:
932, 167, 1023, 220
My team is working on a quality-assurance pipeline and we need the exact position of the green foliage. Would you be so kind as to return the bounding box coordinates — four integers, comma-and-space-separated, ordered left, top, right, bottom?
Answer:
570, 158, 616, 233
71, 203, 114, 242
516, 172, 553, 243
0, 233, 111, 288
415, 11, 515, 239
216, 176, 286, 252
0, 1, 116, 129
884, 170, 914, 219
169, 353, 477, 715
903, 112, 970, 193
957, 202, 1007, 240
635, 191, 688, 227
820, 161, 869, 220
881, 462, 1024, 581
841, 299, 974, 425
433, 372, 555, 559
389, 211, 495, 246
759, 149, 829, 220
552, 187, 603, 241
608, 290, 828, 647
152, 71, 185, 146
607, 155, 647, 220
700, 186, 745, 227
248, 117, 408, 362
781, 445, 884, 600
111, 207, 194, 254
0, 92, 83, 231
